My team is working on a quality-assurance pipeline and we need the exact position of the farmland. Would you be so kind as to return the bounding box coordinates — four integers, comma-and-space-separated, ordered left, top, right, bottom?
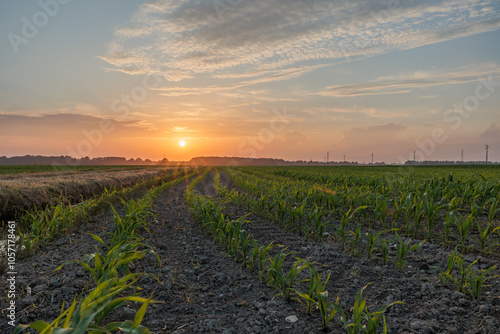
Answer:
1, 165, 500, 333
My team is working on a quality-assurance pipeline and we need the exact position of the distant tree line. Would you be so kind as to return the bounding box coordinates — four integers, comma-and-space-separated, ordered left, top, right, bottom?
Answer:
0, 155, 169, 165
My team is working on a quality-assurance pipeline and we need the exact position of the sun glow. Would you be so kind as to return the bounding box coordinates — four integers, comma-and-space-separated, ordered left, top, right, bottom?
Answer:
179, 140, 186, 147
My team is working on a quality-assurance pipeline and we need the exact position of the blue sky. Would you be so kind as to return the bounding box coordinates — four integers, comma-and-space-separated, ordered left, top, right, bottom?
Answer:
1, 0, 499, 163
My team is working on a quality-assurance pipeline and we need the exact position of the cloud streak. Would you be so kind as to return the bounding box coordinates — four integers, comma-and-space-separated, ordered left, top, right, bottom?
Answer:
100, 0, 500, 83
318, 63, 500, 97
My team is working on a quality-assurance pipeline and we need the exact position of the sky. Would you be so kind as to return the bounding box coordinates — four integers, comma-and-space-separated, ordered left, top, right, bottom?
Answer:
1, 0, 500, 164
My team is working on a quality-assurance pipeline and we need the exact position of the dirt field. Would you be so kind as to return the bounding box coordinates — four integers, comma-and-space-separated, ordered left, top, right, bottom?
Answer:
1, 170, 499, 333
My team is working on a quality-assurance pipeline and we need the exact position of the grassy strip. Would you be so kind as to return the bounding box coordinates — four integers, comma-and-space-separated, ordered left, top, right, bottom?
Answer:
0, 167, 173, 223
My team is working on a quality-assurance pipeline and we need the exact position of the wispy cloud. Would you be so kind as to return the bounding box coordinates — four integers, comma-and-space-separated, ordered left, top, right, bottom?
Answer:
339, 123, 408, 147
153, 65, 322, 96
318, 63, 500, 97
100, 0, 500, 82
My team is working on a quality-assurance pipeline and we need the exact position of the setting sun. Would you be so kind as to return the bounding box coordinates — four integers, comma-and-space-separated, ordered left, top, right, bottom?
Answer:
179, 140, 186, 147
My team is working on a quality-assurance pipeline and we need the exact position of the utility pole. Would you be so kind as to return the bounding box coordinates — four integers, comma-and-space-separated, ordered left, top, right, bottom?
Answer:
371, 153, 374, 164
485, 145, 489, 164
327, 151, 329, 163
413, 150, 416, 161
461, 149, 463, 162
343, 155, 346, 163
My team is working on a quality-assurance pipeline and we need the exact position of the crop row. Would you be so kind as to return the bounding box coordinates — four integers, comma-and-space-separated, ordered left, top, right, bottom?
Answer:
214, 168, 498, 299
187, 170, 405, 332
15, 167, 205, 333
223, 167, 500, 256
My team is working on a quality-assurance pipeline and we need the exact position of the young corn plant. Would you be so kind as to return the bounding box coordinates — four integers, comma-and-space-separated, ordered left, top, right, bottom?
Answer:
295, 263, 327, 316
239, 229, 253, 266
350, 224, 363, 257
15, 277, 157, 334
436, 249, 458, 287
442, 211, 458, 244
473, 220, 500, 255
402, 195, 414, 237
377, 236, 393, 266
248, 241, 274, 281
437, 249, 499, 298
453, 213, 474, 252
392, 233, 423, 271
374, 198, 389, 227
289, 201, 306, 235
422, 193, 444, 240
465, 264, 498, 299
365, 229, 395, 259
391, 198, 404, 229
274, 200, 287, 226
487, 197, 500, 223
411, 199, 425, 238
267, 251, 308, 302
310, 206, 329, 241
338, 206, 368, 252
333, 283, 403, 334
297, 268, 338, 332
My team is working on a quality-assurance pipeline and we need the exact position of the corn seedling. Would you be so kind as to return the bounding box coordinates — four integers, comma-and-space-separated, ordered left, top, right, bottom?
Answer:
311, 206, 330, 241
378, 237, 393, 265
333, 283, 403, 334
350, 224, 363, 257
465, 264, 498, 299
365, 229, 394, 259
473, 220, 500, 255
437, 250, 499, 298
267, 251, 307, 302
296, 268, 338, 331
15, 278, 157, 334
338, 206, 367, 251
422, 192, 444, 240
392, 233, 423, 271
411, 199, 425, 238
296, 263, 327, 315
453, 213, 474, 252
443, 211, 457, 243
239, 229, 253, 266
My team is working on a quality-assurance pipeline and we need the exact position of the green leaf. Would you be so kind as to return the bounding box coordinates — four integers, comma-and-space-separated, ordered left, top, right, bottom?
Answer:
14, 321, 49, 334
133, 293, 154, 329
